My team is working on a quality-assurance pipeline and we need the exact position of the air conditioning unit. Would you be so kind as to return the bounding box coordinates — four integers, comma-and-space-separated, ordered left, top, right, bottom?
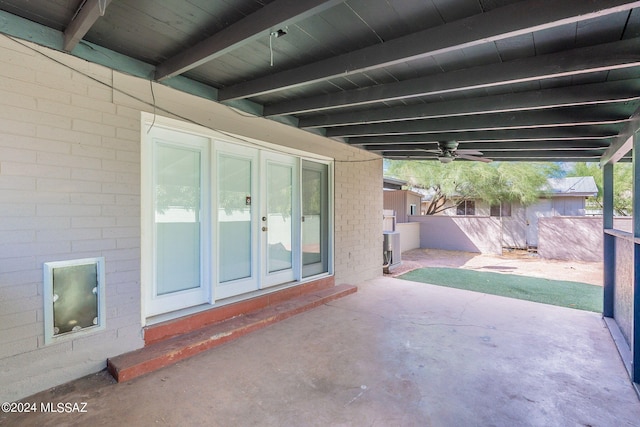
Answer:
383, 231, 401, 272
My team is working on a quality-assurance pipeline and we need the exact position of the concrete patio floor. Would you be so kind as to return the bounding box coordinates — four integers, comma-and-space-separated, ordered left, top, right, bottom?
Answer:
3, 276, 639, 427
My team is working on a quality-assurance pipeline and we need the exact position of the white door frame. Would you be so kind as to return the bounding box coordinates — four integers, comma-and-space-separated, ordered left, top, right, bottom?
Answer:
260, 151, 299, 288
142, 125, 211, 317
213, 141, 260, 299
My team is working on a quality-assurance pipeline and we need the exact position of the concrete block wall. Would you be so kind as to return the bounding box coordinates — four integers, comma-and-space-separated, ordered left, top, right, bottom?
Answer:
411, 215, 502, 254
0, 37, 145, 402
537, 216, 632, 262
0, 37, 382, 401
334, 158, 383, 285
537, 217, 603, 261
397, 222, 421, 252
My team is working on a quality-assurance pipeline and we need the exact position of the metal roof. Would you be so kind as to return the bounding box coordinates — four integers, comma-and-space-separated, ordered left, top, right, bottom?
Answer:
545, 176, 599, 196
1, 0, 639, 163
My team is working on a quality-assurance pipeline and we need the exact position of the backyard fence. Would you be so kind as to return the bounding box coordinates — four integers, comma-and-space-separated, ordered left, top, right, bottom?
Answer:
407, 215, 502, 255
401, 215, 632, 262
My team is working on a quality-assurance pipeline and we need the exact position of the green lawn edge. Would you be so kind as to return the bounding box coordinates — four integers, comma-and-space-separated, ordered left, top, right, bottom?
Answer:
398, 267, 602, 312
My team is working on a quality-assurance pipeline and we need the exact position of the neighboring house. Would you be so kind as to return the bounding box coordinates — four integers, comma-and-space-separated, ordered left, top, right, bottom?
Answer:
0, 38, 382, 402
382, 184, 422, 256
452, 176, 598, 248
383, 176, 407, 191
411, 177, 598, 249
518, 176, 599, 248
383, 188, 422, 223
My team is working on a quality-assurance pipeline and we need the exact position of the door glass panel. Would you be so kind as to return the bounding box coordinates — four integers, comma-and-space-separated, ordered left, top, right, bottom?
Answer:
155, 145, 201, 295
302, 161, 329, 277
219, 154, 252, 282
267, 163, 293, 273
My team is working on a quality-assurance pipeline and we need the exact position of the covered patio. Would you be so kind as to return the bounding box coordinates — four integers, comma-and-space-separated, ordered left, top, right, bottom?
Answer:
2, 0, 640, 411
3, 276, 639, 426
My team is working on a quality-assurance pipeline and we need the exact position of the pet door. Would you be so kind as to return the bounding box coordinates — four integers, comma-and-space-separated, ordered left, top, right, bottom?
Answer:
43, 257, 105, 344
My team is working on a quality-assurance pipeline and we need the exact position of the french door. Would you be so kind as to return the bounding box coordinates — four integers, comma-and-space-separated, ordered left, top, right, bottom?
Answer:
215, 142, 259, 299
145, 127, 210, 316
214, 146, 299, 296
144, 123, 330, 318
261, 152, 298, 287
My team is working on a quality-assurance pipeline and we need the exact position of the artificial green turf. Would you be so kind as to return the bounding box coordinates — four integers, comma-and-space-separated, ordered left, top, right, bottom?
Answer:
398, 267, 602, 312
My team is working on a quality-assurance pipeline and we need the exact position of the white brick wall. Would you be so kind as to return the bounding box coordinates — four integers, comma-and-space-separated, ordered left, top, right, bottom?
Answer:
0, 36, 382, 401
0, 38, 144, 402
334, 158, 383, 285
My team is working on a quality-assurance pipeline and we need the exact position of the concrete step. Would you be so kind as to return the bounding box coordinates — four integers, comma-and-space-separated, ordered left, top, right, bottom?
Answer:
143, 276, 336, 346
107, 284, 357, 382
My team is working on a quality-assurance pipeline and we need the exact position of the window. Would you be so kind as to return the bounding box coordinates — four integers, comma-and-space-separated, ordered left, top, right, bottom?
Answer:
301, 161, 329, 278
490, 201, 512, 217
409, 204, 417, 216
456, 200, 475, 216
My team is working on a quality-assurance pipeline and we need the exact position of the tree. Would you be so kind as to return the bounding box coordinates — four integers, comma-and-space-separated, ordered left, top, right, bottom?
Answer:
566, 162, 633, 215
387, 160, 558, 215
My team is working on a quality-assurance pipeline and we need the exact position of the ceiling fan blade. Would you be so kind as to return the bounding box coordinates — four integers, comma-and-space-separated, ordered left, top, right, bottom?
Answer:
456, 149, 483, 155
457, 153, 492, 163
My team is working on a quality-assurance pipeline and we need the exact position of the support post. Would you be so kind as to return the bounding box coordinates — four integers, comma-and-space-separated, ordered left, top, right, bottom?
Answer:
603, 162, 615, 318
633, 132, 640, 383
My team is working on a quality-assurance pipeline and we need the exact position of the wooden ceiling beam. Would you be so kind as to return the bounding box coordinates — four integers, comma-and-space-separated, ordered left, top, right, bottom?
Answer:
326, 106, 631, 138
154, 0, 343, 81
364, 141, 612, 152
63, 0, 112, 52
346, 128, 621, 145
265, 38, 640, 116
383, 150, 605, 159
299, 80, 640, 128
384, 157, 619, 162
349, 134, 617, 145
601, 106, 640, 164
219, 0, 640, 101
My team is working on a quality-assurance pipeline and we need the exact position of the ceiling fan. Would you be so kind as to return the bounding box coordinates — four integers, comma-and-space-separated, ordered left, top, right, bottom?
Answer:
432, 141, 492, 164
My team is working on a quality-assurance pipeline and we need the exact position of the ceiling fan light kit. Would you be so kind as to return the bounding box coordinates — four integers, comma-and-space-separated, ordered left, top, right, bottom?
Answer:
438, 152, 455, 163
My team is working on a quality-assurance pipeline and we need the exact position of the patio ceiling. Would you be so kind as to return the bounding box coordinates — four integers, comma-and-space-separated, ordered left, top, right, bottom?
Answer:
1, 0, 640, 163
